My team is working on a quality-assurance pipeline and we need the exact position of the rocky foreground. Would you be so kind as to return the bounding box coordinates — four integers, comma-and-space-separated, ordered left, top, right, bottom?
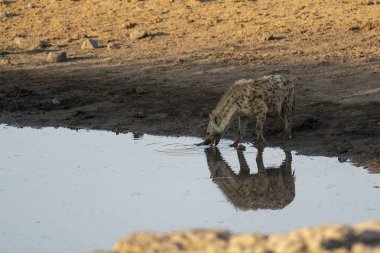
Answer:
91, 220, 380, 253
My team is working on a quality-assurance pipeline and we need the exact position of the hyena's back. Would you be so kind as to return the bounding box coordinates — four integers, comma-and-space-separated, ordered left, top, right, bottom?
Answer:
228, 75, 294, 118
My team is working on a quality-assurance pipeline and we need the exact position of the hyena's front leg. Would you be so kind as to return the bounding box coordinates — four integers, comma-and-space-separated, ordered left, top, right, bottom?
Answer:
249, 100, 267, 148
255, 112, 266, 147
230, 116, 248, 148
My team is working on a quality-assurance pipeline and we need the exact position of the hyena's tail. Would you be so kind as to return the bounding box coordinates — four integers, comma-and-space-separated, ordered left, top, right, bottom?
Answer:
284, 79, 295, 111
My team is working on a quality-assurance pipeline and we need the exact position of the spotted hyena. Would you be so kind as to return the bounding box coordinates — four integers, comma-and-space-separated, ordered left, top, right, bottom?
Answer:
202, 75, 294, 147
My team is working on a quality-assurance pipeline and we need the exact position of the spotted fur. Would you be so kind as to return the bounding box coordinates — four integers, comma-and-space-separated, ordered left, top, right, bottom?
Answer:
203, 75, 294, 147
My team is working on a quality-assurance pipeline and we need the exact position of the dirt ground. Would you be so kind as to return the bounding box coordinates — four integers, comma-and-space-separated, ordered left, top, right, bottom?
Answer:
1, 0, 379, 171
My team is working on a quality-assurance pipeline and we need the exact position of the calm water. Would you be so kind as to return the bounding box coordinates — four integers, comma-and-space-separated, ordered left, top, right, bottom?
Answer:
0, 125, 379, 253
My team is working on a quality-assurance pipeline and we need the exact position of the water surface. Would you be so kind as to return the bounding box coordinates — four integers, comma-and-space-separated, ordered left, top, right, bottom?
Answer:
0, 125, 379, 253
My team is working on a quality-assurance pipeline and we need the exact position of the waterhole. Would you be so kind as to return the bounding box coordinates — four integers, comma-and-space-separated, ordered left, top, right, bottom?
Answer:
0, 125, 379, 253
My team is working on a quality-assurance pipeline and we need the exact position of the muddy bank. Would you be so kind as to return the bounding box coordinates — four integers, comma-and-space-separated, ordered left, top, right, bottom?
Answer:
100, 220, 380, 253
1, 60, 379, 172
1, 0, 379, 170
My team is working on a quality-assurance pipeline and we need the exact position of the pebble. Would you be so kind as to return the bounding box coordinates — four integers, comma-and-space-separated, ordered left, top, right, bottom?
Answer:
52, 98, 60, 105
264, 34, 276, 41
46, 51, 67, 63
14, 37, 45, 50
122, 22, 137, 29
357, 230, 380, 243
338, 157, 348, 163
132, 109, 145, 118
129, 29, 148, 41
0, 0, 12, 4
106, 42, 118, 50
0, 58, 10, 65
81, 38, 98, 49
27, 3, 37, 8
176, 58, 184, 63
0, 10, 15, 18
349, 26, 361, 32
264, 34, 284, 41
71, 33, 86, 40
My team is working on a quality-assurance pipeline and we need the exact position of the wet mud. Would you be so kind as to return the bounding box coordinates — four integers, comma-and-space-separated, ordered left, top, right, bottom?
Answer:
1, 61, 379, 172
1, 0, 379, 171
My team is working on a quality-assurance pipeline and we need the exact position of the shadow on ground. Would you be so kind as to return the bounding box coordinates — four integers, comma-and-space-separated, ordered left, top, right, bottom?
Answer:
0, 58, 379, 171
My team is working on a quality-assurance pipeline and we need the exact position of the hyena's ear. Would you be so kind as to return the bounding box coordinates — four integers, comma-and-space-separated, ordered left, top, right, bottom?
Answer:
214, 115, 221, 126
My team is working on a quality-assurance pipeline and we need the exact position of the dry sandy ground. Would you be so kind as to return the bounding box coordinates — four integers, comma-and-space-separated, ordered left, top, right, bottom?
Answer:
0, 0, 380, 171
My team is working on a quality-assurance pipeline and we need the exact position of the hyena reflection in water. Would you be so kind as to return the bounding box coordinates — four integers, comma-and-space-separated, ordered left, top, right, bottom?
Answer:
205, 147, 295, 211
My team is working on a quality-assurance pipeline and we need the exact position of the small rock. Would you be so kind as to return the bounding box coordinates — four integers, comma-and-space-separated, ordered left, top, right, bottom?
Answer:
122, 22, 137, 29
292, 50, 304, 55
106, 42, 118, 50
14, 37, 46, 50
52, 98, 60, 105
129, 29, 148, 41
176, 58, 185, 63
132, 109, 145, 118
81, 38, 98, 49
357, 230, 380, 243
264, 34, 276, 41
338, 157, 348, 163
263, 34, 283, 41
46, 51, 67, 63
0, 0, 12, 5
133, 132, 144, 139
349, 26, 361, 32
124, 87, 146, 95
0, 58, 10, 65
71, 33, 86, 40
0, 10, 15, 18
27, 3, 37, 8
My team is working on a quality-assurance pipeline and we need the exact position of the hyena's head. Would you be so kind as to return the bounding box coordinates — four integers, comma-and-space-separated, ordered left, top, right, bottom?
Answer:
203, 113, 223, 146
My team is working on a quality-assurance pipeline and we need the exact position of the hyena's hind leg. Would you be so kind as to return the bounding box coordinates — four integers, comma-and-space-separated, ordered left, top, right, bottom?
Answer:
280, 96, 294, 139
230, 116, 249, 148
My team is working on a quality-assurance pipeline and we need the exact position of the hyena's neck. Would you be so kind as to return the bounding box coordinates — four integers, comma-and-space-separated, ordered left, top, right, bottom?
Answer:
213, 94, 239, 131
